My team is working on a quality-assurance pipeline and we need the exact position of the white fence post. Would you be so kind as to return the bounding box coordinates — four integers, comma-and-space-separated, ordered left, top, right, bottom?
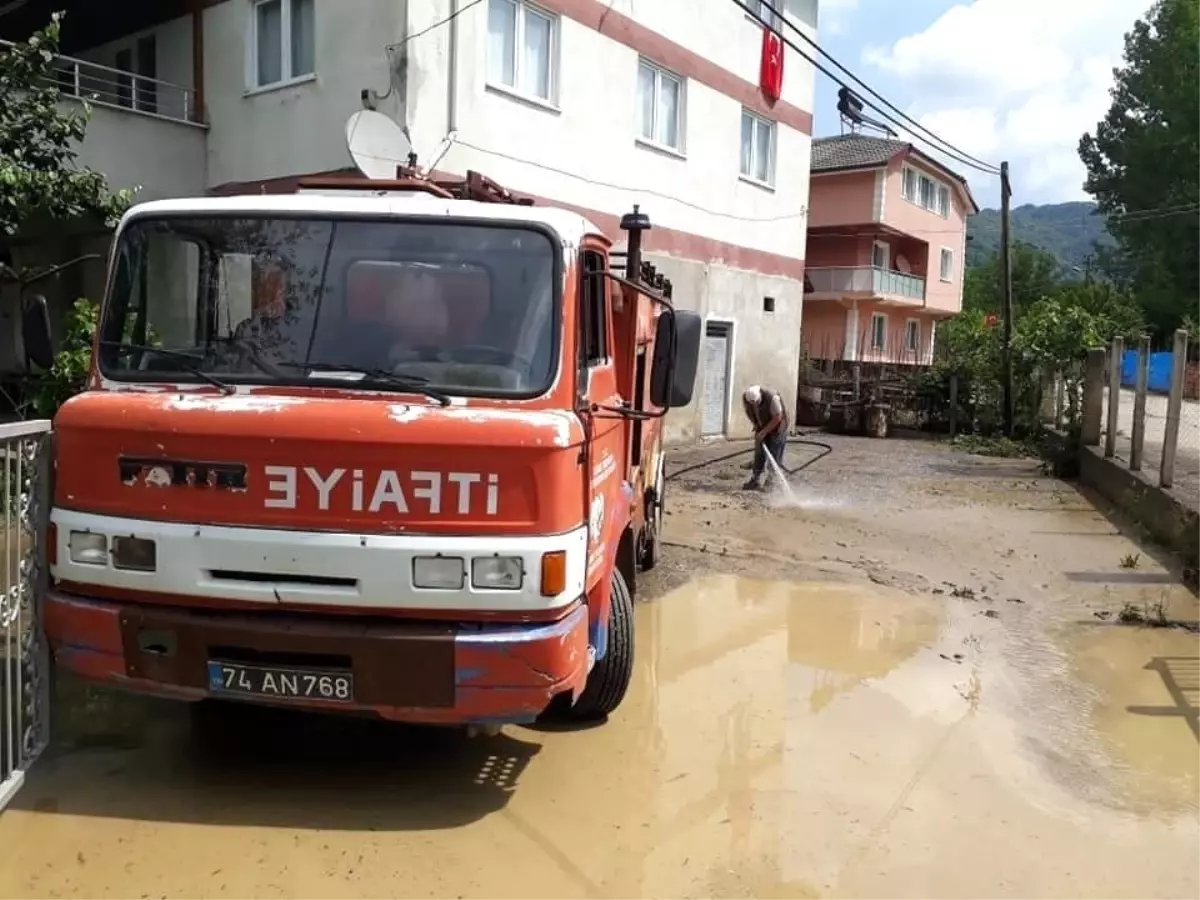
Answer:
1160, 329, 1188, 488
1105, 336, 1124, 458
1130, 334, 1150, 471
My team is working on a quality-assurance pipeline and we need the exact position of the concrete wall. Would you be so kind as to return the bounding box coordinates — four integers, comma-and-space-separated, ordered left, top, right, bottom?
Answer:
807, 171, 876, 228
202, 0, 409, 187
881, 156, 968, 315
71, 101, 208, 201
649, 253, 804, 444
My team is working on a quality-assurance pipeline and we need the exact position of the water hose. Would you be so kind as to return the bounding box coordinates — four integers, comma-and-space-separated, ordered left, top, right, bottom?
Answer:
665, 433, 833, 482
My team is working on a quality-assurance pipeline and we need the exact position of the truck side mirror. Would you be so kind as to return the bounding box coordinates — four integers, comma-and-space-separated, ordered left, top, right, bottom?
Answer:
649, 309, 701, 408
21, 293, 54, 371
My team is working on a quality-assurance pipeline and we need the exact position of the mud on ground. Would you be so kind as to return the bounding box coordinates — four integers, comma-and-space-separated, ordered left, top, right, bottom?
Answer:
0, 433, 1196, 899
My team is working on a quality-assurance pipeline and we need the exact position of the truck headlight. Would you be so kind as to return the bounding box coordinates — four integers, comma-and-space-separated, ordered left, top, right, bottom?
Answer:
412, 556, 465, 590
68, 531, 107, 566
112, 536, 157, 572
472, 556, 523, 590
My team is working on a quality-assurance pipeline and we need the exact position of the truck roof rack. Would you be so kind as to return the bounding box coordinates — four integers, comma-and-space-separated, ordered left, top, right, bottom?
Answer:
295, 169, 535, 206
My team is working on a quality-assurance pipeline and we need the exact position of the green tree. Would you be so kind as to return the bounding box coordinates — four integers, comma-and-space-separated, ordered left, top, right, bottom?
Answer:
0, 12, 132, 247
1078, 0, 1199, 338
963, 243, 1063, 316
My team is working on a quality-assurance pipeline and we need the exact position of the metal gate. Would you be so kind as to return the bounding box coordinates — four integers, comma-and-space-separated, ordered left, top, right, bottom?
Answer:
0, 420, 52, 812
701, 321, 732, 436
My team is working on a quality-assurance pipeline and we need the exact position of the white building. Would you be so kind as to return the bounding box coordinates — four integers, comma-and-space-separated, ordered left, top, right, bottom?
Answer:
0, 0, 819, 441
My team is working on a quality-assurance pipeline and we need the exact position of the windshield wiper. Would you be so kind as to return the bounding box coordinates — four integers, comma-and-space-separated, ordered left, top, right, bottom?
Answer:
99, 342, 235, 395
279, 361, 451, 406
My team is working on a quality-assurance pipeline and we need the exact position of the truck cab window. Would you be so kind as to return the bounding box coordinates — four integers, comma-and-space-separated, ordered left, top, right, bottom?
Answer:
581, 250, 608, 365
96, 217, 560, 398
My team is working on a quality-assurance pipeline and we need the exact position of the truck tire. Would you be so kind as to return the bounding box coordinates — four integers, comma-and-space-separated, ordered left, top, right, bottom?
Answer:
569, 567, 634, 720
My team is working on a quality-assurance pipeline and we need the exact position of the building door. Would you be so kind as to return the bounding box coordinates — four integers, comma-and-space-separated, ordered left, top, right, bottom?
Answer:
701, 320, 732, 436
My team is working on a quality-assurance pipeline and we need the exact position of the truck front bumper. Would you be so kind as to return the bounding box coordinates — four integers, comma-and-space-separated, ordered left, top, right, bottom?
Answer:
44, 590, 590, 726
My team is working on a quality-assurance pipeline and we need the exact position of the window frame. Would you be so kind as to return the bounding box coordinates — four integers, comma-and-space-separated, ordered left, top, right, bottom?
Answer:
745, 0, 783, 31
580, 249, 610, 366
939, 246, 954, 282
900, 165, 952, 219
635, 58, 686, 155
739, 108, 777, 188
871, 240, 890, 270
486, 0, 561, 108
247, 0, 316, 93
904, 317, 921, 353
870, 311, 888, 352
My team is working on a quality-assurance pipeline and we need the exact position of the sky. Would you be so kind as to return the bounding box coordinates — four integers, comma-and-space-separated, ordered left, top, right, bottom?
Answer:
809, 0, 1156, 210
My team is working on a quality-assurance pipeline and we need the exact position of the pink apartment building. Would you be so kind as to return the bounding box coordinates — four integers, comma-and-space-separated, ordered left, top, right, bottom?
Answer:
801, 134, 978, 367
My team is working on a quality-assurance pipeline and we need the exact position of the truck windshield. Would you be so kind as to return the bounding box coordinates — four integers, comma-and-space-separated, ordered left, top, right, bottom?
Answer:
97, 215, 560, 398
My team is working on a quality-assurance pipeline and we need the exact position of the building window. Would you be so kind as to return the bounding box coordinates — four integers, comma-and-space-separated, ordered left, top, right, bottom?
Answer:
488, 0, 558, 104
905, 318, 920, 352
901, 166, 950, 218
871, 312, 887, 351
740, 109, 775, 186
747, 0, 783, 30
251, 0, 315, 89
636, 59, 684, 152
940, 247, 954, 281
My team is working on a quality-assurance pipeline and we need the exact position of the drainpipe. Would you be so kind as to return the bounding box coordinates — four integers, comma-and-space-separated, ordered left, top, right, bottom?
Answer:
447, 0, 459, 136
190, 0, 205, 123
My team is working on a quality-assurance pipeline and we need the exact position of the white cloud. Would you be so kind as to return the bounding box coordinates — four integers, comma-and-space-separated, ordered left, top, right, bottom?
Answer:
861, 0, 1153, 205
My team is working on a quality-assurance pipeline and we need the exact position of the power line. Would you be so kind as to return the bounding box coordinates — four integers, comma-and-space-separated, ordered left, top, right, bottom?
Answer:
753, 0, 1000, 175
387, 0, 484, 49
731, 0, 1000, 176
1106, 202, 1199, 223
452, 138, 810, 223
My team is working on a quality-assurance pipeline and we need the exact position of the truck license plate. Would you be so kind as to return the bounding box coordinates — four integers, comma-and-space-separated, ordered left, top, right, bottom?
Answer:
206, 661, 354, 703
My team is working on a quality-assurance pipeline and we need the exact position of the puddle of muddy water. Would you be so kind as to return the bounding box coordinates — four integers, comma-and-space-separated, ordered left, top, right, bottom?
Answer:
0, 572, 1197, 899
1062, 623, 1199, 814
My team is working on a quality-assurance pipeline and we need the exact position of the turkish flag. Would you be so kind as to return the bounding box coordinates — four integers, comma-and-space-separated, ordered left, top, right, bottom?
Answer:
760, 28, 784, 104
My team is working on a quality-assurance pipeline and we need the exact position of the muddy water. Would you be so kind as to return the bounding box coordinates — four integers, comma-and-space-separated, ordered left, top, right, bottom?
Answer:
0, 574, 1196, 899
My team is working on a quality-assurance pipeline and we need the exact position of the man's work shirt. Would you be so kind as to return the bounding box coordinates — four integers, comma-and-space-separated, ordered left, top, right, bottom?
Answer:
744, 386, 789, 438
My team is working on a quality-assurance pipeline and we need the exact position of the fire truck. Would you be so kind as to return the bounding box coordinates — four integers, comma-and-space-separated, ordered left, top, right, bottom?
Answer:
20, 168, 701, 728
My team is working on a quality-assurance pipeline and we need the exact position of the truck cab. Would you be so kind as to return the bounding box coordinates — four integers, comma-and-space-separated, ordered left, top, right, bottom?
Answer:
26, 171, 701, 727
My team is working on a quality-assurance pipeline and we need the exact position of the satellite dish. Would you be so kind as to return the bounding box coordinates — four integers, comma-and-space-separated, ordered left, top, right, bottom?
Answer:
895, 254, 911, 274
345, 110, 412, 180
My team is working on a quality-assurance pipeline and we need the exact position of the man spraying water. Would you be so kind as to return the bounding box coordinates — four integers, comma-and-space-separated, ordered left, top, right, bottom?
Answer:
741, 384, 788, 491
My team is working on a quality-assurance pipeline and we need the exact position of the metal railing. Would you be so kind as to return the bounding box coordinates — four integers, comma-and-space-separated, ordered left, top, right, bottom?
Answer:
805, 266, 926, 301
0, 420, 52, 813
0, 38, 198, 124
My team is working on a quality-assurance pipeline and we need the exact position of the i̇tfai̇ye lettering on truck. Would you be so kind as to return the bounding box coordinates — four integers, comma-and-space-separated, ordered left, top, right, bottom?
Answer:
21, 168, 702, 729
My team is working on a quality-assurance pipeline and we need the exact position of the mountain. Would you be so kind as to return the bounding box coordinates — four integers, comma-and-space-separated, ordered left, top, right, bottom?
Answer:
966, 201, 1114, 274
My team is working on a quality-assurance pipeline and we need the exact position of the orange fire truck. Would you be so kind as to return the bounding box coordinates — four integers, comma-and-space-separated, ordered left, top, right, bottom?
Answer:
21, 169, 700, 728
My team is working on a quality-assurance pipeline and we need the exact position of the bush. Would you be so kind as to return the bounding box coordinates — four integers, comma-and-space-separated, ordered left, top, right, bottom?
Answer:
30, 297, 97, 417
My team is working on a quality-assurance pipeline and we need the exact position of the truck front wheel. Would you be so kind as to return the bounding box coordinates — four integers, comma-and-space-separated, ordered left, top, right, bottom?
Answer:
568, 567, 634, 720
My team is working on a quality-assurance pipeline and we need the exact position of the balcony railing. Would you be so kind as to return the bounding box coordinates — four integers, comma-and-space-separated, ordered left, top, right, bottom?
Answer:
806, 266, 926, 301
0, 39, 198, 124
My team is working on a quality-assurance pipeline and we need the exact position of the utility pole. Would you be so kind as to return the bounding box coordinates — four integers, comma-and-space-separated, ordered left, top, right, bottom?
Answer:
1000, 161, 1014, 437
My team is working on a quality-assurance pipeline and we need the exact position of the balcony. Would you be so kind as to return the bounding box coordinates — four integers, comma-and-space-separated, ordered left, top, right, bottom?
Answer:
805, 266, 926, 304
1, 40, 207, 201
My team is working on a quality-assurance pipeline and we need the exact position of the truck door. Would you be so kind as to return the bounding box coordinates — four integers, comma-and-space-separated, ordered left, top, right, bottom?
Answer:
580, 248, 623, 587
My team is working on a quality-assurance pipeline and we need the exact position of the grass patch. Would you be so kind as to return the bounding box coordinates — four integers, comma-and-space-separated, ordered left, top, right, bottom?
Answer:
950, 434, 1043, 458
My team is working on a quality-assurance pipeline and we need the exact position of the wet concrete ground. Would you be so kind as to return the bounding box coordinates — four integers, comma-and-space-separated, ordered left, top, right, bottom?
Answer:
0, 434, 1196, 898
